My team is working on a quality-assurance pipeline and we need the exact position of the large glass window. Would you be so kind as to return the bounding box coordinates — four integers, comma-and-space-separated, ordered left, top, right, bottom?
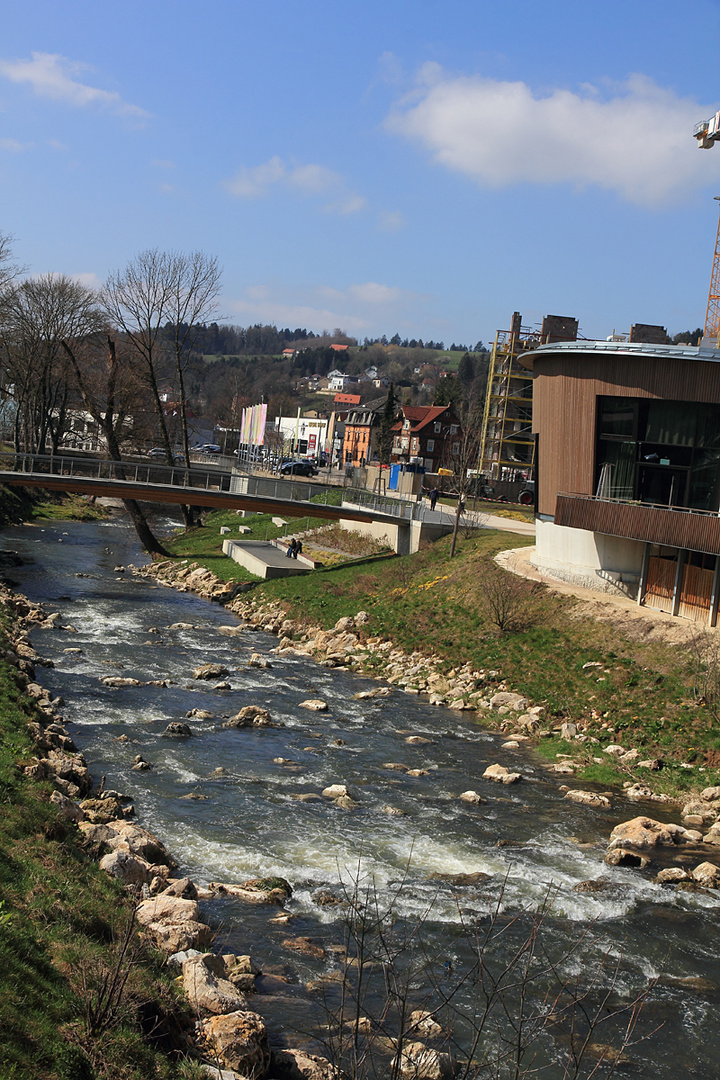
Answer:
599, 397, 638, 438
595, 396, 720, 511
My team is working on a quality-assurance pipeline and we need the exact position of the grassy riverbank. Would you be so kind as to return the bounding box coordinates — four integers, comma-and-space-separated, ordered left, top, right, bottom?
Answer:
164, 489, 388, 581
0, 611, 197, 1077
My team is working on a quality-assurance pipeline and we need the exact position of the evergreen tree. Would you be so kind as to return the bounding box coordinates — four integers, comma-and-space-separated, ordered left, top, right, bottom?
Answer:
377, 384, 397, 464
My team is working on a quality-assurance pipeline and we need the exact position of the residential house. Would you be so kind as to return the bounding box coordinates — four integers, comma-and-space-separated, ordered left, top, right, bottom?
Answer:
391, 404, 461, 473
341, 396, 387, 466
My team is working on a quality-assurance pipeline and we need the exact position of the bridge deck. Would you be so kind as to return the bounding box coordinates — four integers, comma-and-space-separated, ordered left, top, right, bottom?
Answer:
0, 453, 409, 527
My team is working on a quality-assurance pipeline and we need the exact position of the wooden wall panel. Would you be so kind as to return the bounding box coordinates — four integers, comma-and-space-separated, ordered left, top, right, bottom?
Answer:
533, 352, 720, 517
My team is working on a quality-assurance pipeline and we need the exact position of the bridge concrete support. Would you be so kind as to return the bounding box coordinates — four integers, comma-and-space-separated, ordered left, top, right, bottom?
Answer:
339, 503, 453, 555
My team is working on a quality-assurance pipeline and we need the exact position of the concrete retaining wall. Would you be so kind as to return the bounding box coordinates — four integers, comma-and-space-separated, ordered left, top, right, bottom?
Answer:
532, 517, 643, 597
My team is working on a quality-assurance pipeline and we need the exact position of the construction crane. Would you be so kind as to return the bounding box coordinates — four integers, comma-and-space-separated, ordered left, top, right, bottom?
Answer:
694, 111, 720, 148
693, 116, 720, 344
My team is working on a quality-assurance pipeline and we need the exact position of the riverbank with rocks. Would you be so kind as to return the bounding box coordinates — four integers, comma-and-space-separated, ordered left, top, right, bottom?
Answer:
135, 556, 712, 800
130, 558, 720, 892
8, 542, 720, 1075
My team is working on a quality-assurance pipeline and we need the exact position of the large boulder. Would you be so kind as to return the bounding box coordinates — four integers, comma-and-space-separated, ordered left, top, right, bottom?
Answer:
41, 749, 93, 796
483, 764, 522, 784
692, 862, 720, 888
99, 849, 155, 886
608, 816, 694, 852
490, 692, 528, 712
136, 894, 199, 924
194, 663, 230, 680
136, 894, 212, 954
299, 699, 328, 712
564, 790, 611, 809
224, 706, 273, 728
107, 821, 177, 868
182, 954, 248, 1015
50, 790, 84, 822
271, 1047, 339, 1080
322, 784, 350, 799
394, 1041, 456, 1080
196, 1010, 270, 1077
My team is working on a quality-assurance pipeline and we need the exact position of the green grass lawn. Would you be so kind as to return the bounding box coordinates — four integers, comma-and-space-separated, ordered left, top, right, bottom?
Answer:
164, 490, 351, 583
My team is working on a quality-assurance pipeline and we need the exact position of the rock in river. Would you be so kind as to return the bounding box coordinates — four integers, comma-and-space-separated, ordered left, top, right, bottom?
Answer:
608, 816, 696, 851
196, 1010, 270, 1076
193, 663, 230, 680
483, 763, 522, 784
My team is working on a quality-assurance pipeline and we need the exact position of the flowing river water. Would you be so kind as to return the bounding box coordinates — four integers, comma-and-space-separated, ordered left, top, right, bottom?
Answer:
7, 514, 720, 1077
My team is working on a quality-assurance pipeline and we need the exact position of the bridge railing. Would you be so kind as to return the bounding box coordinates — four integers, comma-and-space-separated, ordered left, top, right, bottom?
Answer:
2, 452, 238, 494
342, 487, 416, 520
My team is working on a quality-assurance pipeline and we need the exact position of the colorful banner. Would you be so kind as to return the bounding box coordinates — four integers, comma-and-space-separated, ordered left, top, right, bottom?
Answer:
240, 403, 267, 446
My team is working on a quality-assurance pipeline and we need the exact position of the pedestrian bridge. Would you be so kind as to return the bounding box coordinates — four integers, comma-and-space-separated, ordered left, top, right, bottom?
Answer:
0, 452, 419, 533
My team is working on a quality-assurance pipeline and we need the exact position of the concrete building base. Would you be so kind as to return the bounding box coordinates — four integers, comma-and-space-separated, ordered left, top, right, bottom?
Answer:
532, 517, 642, 599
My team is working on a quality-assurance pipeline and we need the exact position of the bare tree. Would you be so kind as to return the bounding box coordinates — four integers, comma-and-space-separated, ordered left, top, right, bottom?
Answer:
443, 397, 485, 557
102, 249, 176, 461
61, 333, 170, 557
164, 250, 222, 466
0, 274, 104, 453
0, 229, 23, 295
318, 869, 656, 1080
102, 249, 222, 527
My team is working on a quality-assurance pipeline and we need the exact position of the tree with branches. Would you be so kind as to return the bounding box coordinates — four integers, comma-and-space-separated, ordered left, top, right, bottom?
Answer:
0, 274, 104, 453
103, 248, 222, 527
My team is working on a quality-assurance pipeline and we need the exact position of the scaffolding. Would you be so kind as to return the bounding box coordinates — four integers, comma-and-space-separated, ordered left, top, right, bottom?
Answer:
478, 311, 579, 481
478, 312, 538, 481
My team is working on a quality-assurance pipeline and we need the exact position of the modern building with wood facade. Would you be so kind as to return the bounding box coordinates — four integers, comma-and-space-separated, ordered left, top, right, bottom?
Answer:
527, 338, 720, 624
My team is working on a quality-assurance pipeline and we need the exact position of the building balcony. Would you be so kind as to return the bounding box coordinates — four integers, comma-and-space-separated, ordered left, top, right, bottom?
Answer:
555, 493, 720, 555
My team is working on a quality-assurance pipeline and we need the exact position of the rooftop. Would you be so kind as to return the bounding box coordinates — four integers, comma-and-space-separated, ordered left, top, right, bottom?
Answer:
521, 339, 720, 370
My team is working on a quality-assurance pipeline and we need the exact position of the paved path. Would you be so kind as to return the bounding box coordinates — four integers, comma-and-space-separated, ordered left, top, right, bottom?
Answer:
433, 504, 535, 536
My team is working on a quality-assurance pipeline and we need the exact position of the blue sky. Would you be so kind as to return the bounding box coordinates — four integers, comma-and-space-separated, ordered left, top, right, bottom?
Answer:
1, 0, 719, 345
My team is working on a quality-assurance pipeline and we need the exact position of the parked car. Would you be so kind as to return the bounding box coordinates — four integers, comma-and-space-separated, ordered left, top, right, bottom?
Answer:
147, 447, 185, 463
280, 460, 317, 477
195, 443, 221, 454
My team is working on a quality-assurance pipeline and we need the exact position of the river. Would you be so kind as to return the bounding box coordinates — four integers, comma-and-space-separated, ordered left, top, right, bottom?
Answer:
7, 514, 720, 1077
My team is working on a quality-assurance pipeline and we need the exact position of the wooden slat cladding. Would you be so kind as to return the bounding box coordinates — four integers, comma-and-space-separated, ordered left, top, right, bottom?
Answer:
556, 494, 720, 555
678, 563, 715, 622
645, 555, 677, 613
533, 350, 720, 516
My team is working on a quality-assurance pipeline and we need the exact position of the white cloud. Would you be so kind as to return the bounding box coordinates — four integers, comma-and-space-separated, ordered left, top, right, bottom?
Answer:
378, 210, 406, 232
386, 70, 720, 206
69, 272, 102, 290
228, 279, 428, 336
224, 156, 366, 215
347, 282, 408, 304
0, 52, 149, 119
0, 137, 31, 152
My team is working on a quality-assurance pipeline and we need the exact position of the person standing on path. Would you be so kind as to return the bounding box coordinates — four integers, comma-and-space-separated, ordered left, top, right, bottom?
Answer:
429, 487, 439, 511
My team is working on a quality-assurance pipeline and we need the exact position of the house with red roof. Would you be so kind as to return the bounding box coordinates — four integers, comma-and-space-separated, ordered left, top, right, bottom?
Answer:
391, 404, 461, 473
